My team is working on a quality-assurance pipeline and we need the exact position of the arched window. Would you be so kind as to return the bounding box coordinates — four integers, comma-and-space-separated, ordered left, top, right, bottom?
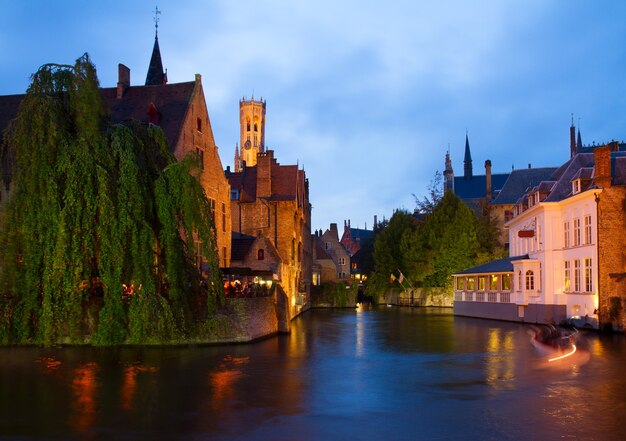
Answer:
257, 249, 265, 260
254, 122, 258, 132
525, 270, 534, 291
246, 119, 251, 132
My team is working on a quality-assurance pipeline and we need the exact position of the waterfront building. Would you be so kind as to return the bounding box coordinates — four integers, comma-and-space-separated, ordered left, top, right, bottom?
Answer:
226, 146, 312, 319
0, 28, 233, 270
340, 219, 374, 256
454, 143, 626, 329
315, 223, 351, 282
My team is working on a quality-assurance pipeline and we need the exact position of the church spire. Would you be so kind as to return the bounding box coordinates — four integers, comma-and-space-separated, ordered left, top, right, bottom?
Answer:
569, 113, 577, 158
145, 6, 167, 86
463, 131, 473, 179
577, 121, 583, 152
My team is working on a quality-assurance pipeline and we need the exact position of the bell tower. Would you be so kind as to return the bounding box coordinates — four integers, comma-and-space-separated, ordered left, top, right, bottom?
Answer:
236, 96, 266, 170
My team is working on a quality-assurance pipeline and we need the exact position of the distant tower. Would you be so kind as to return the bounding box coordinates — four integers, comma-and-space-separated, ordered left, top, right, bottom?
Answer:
569, 114, 577, 158
443, 149, 454, 193
236, 96, 266, 170
145, 6, 167, 86
463, 132, 473, 179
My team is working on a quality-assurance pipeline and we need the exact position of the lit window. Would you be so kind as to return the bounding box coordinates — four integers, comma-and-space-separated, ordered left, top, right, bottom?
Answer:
478, 276, 486, 291
574, 259, 581, 292
490, 274, 500, 291
456, 277, 466, 290
584, 258, 592, 292
467, 277, 475, 290
502, 274, 511, 291
564, 261, 571, 292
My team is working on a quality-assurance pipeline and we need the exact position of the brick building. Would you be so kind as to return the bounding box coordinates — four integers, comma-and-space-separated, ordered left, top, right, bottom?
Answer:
315, 223, 351, 282
226, 149, 312, 319
0, 30, 232, 269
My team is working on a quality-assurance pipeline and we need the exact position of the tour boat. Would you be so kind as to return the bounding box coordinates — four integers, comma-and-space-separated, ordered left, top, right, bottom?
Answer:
529, 325, 578, 362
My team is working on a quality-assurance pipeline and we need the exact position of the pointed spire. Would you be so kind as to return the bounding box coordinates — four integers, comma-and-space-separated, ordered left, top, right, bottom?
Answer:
570, 113, 577, 158
463, 131, 473, 179
145, 6, 166, 86
234, 143, 241, 172
577, 120, 583, 151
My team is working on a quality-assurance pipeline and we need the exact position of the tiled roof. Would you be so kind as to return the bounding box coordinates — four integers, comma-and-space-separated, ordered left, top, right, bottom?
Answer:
227, 162, 305, 202
1, 82, 195, 154
492, 167, 558, 205
315, 239, 333, 260
349, 227, 373, 241
544, 153, 595, 202
454, 255, 529, 275
101, 81, 195, 150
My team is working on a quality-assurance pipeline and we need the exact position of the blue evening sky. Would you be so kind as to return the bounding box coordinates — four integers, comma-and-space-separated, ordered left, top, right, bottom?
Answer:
2, 1, 626, 231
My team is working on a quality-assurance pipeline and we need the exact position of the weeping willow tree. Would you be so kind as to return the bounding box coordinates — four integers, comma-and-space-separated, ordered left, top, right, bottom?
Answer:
0, 54, 223, 345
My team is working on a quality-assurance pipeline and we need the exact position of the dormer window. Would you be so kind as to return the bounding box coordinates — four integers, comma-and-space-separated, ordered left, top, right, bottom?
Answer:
572, 179, 581, 195
230, 189, 239, 200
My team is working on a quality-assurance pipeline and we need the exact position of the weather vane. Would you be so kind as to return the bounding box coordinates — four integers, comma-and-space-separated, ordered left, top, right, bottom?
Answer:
154, 5, 161, 35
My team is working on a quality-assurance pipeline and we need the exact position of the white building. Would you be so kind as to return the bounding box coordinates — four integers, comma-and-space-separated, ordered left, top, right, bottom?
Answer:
454, 153, 600, 327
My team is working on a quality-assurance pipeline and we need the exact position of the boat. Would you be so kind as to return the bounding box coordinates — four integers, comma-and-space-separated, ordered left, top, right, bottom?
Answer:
529, 325, 578, 362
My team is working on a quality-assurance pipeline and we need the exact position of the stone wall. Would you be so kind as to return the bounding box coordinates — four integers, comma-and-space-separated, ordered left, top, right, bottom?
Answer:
382, 287, 454, 307
223, 296, 279, 341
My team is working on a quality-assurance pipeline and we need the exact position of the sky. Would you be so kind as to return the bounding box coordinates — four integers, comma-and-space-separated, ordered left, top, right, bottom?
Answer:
2, 1, 626, 231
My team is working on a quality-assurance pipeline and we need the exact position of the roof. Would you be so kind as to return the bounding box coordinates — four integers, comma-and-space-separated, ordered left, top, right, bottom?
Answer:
492, 167, 558, 205
454, 255, 529, 275
230, 233, 256, 262
453, 172, 509, 200
315, 239, 333, 260
227, 160, 306, 203
349, 227, 373, 242
543, 153, 595, 202
145, 35, 166, 86
101, 81, 195, 149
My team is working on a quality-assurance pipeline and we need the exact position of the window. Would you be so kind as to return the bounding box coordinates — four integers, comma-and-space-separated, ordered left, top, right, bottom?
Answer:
338, 257, 345, 265
230, 189, 239, 200
254, 122, 258, 132
572, 179, 581, 194
584, 215, 592, 244
574, 259, 581, 292
196, 117, 202, 132
573, 218, 581, 246
489, 275, 500, 291
525, 271, 534, 291
467, 277, 475, 290
456, 277, 466, 290
502, 274, 511, 291
196, 148, 204, 169
246, 119, 251, 132
208, 198, 216, 221
221, 203, 226, 233
518, 271, 522, 291
257, 249, 265, 260
564, 261, 571, 292
254, 135, 257, 146
585, 258, 593, 292
478, 276, 486, 291
564, 221, 570, 248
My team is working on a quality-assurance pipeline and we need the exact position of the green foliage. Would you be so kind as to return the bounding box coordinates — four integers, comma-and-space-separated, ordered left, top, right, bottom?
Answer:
314, 282, 356, 307
370, 210, 418, 291
0, 54, 222, 345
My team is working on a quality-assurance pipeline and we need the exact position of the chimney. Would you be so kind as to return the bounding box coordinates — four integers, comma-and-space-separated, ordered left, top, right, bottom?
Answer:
593, 145, 612, 188
117, 64, 130, 99
329, 223, 339, 240
485, 160, 492, 204
256, 150, 274, 198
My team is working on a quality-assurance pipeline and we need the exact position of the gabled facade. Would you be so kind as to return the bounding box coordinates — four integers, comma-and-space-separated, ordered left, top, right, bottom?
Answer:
454, 144, 626, 329
317, 223, 350, 281
340, 219, 373, 256
226, 149, 312, 319
0, 32, 232, 269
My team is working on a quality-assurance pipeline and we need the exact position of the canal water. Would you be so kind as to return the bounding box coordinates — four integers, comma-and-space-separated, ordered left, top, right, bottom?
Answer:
1, 306, 626, 440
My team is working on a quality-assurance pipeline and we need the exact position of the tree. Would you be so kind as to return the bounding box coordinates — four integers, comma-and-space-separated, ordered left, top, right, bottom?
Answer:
413, 171, 443, 215
0, 54, 222, 345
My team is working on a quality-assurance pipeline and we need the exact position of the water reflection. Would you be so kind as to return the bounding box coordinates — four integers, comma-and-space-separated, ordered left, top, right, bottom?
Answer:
1, 307, 626, 440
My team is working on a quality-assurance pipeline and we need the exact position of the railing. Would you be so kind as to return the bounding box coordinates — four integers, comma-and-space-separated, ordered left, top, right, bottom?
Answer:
454, 290, 513, 303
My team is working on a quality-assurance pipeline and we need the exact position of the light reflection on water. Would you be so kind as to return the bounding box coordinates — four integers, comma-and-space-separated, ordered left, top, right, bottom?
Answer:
1, 306, 626, 440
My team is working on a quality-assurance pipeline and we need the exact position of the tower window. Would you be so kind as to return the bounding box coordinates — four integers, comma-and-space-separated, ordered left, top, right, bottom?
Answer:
258, 249, 265, 260
246, 119, 251, 132
254, 123, 258, 132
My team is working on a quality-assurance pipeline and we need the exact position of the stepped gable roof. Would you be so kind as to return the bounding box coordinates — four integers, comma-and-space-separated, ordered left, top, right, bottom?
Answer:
101, 81, 195, 150
230, 232, 256, 261
492, 167, 558, 205
454, 255, 529, 275
0, 93, 23, 137
544, 153, 594, 202
453, 172, 509, 200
